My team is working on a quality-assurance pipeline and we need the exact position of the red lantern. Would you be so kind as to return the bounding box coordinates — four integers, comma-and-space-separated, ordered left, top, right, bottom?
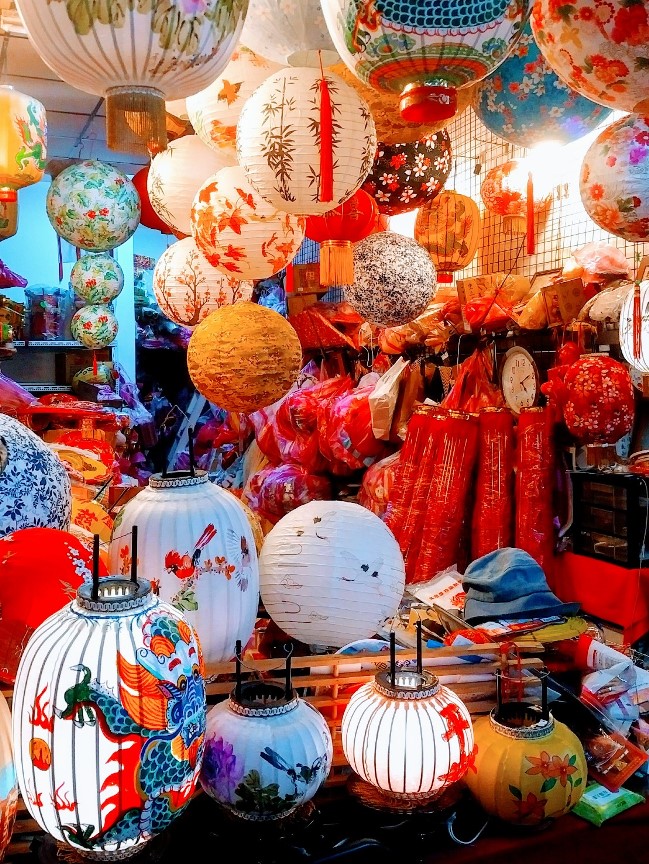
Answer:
305, 189, 379, 286
562, 355, 635, 446
132, 165, 175, 235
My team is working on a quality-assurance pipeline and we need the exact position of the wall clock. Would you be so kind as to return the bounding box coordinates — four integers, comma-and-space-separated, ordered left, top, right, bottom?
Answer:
500, 346, 539, 414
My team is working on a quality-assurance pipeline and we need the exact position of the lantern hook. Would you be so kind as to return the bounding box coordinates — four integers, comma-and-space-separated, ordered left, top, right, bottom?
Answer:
446, 811, 490, 846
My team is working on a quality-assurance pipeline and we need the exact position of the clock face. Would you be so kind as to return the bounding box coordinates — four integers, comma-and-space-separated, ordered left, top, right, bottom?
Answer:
501, 348, 538, 413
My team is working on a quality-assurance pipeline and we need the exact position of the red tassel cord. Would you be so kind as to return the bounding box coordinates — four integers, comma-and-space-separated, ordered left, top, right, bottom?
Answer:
319, 60, 334, 204
634, 281, 642, 360
526, 171, 535, 255
284, 260, 294, 294
93, 350, 98, 376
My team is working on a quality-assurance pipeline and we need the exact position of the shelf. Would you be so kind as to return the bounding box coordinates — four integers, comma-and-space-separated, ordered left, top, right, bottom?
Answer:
12, 340, 115, 349
23, 384, 73, 393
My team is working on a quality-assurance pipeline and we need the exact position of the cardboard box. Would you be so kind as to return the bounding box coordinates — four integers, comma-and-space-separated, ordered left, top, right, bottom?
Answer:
290, 262, 322, 294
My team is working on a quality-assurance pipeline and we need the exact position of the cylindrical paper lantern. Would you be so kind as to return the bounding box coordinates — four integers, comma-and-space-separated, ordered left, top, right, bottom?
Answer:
481, 159, 552, 236
237, 68, 377, 216
414, 191, 481, 283
562, 355, 635, 446
240, 0, 338, 67
191, 166, 305, 280
0, 199, 18, 241
258, 500, 406, 649
187, 302, 303, 413
346, 232, 437, 327
620, 282, 649, 374
471, 408, 515, 562
12, 576, 206, 858
71, 304, 118, 349
70, 253, 124, 304
131, 165, 174, 235
0, 691, 17, 861
0, 85, 46, 202
515, 406, 555, 575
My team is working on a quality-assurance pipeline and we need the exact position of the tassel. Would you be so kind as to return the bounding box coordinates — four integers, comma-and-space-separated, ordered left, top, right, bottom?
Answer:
284, 260, 294, 294
526, 171, 535, 255
320, 240, 354, 286
93, 350, 98, 376
634, 281, 642, 360
318, 54, 334, 204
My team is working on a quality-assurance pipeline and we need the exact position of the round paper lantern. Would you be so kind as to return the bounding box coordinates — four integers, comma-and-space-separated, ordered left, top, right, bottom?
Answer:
580, 113, 649, 243
361, 132, 452, 216
70, 253, 124, 304
481, 159, 552, 236
237, 67, 377, 216
153, 237, 253, 329
620, 282, 649, 373
12, 575, 206, 858
258, 500, 405, 649
346, 231, 437, 327
0, 200, 18, 241
201, 678, 333, 821
187, 47, 282, 163
46, 160, 140, 251
415, 191, 481, 283
108, 469, 260, 678
531, 0, 649, 113
321, 0, 531, 123
191, 165, 305, 280
0, 691, 17, 861
187, 302, 303, 412
71, 304, 118, 350
0, 85, 46, 202
131, 165, 174, 235
147, 135, 235, 238
0, 414, 71, 538
14, 0, 248, 154
562, 354, 635, 445
240, 0, 338, 67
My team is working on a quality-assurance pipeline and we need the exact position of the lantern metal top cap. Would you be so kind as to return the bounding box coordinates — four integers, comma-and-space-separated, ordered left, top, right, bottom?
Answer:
489, 705, 555, 740
76, 576, 153, 613
229, 680, 298, 717
149, 469, 208, 489
374, 669, 440, 700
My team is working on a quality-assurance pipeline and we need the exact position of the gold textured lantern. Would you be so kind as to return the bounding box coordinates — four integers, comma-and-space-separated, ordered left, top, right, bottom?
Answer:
414, 191, 481, 284
0, 85, 46, 202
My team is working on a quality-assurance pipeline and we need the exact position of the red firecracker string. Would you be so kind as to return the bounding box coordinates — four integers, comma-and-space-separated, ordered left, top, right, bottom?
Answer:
634, 281, 642, 360
318, 53, 334, 204
526, 171, 535, 255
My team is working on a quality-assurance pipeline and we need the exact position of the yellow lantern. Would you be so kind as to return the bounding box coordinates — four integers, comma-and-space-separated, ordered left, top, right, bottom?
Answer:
414, 191, 481, 284
0, 200, 18, 241
0, 85, 46, 202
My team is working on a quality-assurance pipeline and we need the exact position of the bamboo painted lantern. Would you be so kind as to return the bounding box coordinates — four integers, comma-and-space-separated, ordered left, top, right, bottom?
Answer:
0, 85, 46, 202
414, 191, 481, 283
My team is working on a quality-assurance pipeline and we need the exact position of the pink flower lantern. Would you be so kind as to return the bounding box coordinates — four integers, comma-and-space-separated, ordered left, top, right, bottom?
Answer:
562, 355, 635, 445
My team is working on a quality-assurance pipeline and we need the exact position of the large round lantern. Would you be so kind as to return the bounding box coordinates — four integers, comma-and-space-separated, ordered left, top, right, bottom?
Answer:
192, 165, 306, 280
14, 0, 248, 154
321, 0, 531, 124
346, 232, 437, 327
237, 67, 376, 216
562, 354, 635, 445
71, 304, 119, 350
46, 160, 140, 251
580, 113, 649, 243
0, 691, 17, 861
153, 237, 253, 329
70, 253, 124, 304
415, 191, 481, 283
201, 677, 333, 821
531, 0, 649, 113
258, 500, 405, 649
0, 414, 71, 538
0, 85, 46, 202
131, 165, 174, 235
620, 282, 649, 373
480, 159, 552, 236
187, 302, 303, 413
12, 574, 206, 859
239, 0, 338, 67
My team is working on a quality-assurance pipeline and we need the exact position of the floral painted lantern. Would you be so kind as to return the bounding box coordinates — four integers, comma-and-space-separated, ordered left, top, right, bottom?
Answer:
70, 253, 124, 305
0, 85, 46, 202
0, 200, 18, 241
620, 281, 649, 374
346, 231, 437, 327
153, 238, 253, 329
473, 21, 612, 149
414, 191, 481, 283
187, 47, 282, 163
562, 354, 635, 445
108, 469, 260, 679
480, 158, 552, 249
12, 572, 206, 859
321, 0, 531, 124
531, 0, 649, 113
46, 160, 140, 251
191, 166, 306, 280
237, 67, 376, 216
239, 0, 339, 67
0, 414, 71, 538
131, 165, 174, 235
361, 132, 452, 216
14, 0, 248, 154
580, 113, 649, 243
187, 302, 303, 412
0, 691, 17, 860
71, 304, 118, 350
258, 500, 405, 649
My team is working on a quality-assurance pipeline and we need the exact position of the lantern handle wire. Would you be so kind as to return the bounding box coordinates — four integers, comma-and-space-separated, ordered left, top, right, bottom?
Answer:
92, 533, 100, 601
231, 641, 296, 689
130, 525, 138, 584
446, 811, 490, 846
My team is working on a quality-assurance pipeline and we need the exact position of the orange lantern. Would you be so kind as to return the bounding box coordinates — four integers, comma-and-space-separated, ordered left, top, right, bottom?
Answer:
415, 191, 481, 283
480, 159, 552, 253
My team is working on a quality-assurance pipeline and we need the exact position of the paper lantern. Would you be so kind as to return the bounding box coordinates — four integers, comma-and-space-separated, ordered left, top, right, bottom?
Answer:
531, 0, 649, 113
71, 304, 118, 350
201, 678, 333, 820
415, 191, 481, 283
187, 47, 282, 162
153, 237, 253, 329
187, 302, 303, 412
14, 0, 248, 154
258, 500, 405, 649
131, 165, 174, 235
361, 133, 452, 216
70, 253, 124, 304
12, 574, 206, 858
237, 68, 377, 216
346, 232, 437, 327
46, 160, 140, 251
321, 0, 531, 123
480, 158, 552, 238
239, 0, 338, 67
580, 113, 649, 243
0, 84, 46, 202
0, 691, 17, 861
562, 354, 635, 445
108, 469, 260, 678
0, 414, 71, 538
147, 135, 235, 238
191, 165, 306, 280
620, 282, 649, 373
0, 200, 18, 241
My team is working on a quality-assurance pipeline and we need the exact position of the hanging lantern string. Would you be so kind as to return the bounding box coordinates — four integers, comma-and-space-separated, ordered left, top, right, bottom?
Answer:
526, 170, 536, 256
318, 50, 334, 204
633, 280, 642, 360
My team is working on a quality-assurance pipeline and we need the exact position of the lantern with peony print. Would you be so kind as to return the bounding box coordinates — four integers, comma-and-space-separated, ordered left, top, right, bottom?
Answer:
361, 132, 452, 216
480, 158, 552, 249
71, 304, 118, 350
70, 253, 124, 305
414, 191, 481, 283
239, 0, 339, 67
561, 354, 635, 445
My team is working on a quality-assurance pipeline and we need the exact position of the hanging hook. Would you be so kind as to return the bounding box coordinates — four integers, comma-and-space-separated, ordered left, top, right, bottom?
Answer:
447, 811, 490, 846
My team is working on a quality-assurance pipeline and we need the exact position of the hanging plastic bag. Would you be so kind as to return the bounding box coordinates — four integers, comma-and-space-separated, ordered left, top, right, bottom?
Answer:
368, 357, 410, 441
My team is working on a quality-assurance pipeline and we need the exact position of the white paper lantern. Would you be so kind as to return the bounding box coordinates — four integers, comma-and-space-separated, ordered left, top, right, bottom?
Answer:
620, 281, 649, 374
71, 304, 119, 350
237, 68, 376, 216
70, 253, 124, 304
239, 0, 339, 67
147, 135, 236, 237
258, 500, 405, 649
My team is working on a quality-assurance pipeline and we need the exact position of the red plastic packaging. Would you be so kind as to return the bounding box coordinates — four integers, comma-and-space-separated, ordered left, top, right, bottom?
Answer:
357, 450, 400, 518
442, 347, 505, 413
322, 382, 391, 471
243, 463, 333, 520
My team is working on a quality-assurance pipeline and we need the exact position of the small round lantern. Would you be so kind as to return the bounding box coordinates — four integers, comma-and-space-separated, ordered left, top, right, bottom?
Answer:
236, 67, 376, 216
46, 160, 140, 251
258, 500, 406, 649
620, 281, 649, 373
131, 165, 174, 235
70, 253, 124, 304
562, 354, 635, 445
239, 0, 338, 67
191, 166, 306, 280
71, 304, 118, 349
480, 159, 552, 237
0, 85, 47, 202
346, 232, 437, 327
0, 691, 17, 861
361, 133, 452, 216
415, 191, 481, 283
